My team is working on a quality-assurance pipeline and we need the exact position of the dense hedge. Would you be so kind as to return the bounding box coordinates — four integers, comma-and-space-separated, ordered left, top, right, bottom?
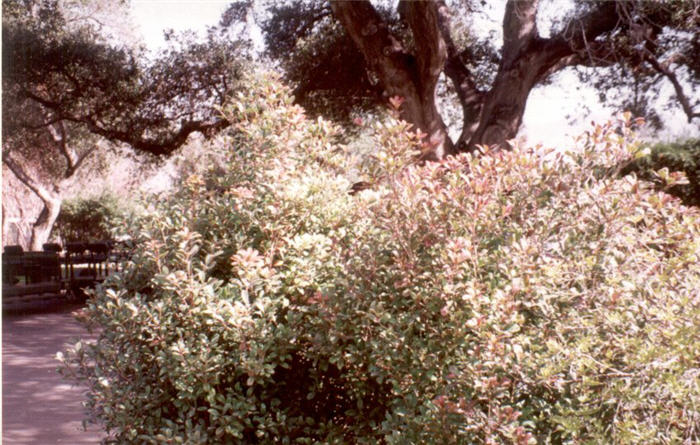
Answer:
62, 75, 700, 444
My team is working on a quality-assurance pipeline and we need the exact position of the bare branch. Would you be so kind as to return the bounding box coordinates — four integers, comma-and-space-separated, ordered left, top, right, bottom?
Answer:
644, 54, 699, 122
502, 0, 539, 66
3, 155, 58, 204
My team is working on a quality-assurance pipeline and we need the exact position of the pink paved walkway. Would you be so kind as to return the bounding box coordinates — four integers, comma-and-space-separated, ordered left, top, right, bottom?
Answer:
3, 303, 104, 444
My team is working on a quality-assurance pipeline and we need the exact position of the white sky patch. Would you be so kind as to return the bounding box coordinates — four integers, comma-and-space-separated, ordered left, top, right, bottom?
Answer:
131, 1, 230, 51
521, 70, 614, 149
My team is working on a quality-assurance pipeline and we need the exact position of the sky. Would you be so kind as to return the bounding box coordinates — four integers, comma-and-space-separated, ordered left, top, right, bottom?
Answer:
129, 1, 698, 149
131, 1, 231, 51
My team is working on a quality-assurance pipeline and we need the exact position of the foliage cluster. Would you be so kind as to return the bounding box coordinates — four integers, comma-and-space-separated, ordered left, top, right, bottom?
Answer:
63, 75, 700, 444
53, 192, 132, 243
621, 138, 700, 206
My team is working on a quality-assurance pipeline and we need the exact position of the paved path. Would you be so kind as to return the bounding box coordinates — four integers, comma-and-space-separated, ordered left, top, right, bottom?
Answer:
3, 302, 104, 444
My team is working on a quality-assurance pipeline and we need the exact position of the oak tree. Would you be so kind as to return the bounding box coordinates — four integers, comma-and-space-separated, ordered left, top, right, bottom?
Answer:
2, 0, 246, 249
254, 0, 699, 159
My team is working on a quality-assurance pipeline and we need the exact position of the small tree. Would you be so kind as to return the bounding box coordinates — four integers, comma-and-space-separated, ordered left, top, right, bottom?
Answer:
53, 193, 129, 243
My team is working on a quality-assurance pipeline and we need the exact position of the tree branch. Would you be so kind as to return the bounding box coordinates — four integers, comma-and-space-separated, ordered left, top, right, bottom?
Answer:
17, 115, 64, 130
435, 1, 484, 148
22, 85, 231, 156
400, 0, 446, 98
557, 2, 622, 53
329, 0, 408, 80
539, 39, 619, 79
539, 3, 697, 123
21, 88, 62, 110
644, 54, 699, 122
294, 9, 332, 40
46, 121, 80, 175
539, 1, 622, 74
80, 117, 230, 156
331, 0, 454, 157
502, 0, 540, 66
329, 1, 418, 116
70, 146, 98, 178
3, 155, 58, 204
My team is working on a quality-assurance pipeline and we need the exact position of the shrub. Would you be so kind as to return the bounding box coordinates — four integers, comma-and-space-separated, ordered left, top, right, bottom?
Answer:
619, 138, 700, 206
54, 192, 131, 243
62, 75, 700, 444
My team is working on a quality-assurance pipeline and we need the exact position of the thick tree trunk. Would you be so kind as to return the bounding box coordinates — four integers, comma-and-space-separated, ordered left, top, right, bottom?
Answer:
333, 0, 629, 156
331, 0, 454, 160
467, 0, 539, 149
29, 195, 62, 251
3, 156, 63, 251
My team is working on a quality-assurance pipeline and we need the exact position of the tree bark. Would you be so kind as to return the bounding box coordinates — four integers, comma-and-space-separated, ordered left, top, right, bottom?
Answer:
3, 156, 63, 251
435, 2, 484, 151
332, 0, 631, 154
330, 0, 454, 159
29, 196, 62, 251
468, 0, 538, 148
466, 0, 625, 149
468, 58, 538, 149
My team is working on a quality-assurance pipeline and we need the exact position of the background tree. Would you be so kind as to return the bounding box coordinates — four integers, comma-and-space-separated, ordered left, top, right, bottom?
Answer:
53, 192, 131, 244
236, 0, 699, 159
254, 0, 391, 124
2, 0, 247, 249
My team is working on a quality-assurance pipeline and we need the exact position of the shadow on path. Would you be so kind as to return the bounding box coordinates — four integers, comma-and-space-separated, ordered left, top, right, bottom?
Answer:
3, 302, 104, 444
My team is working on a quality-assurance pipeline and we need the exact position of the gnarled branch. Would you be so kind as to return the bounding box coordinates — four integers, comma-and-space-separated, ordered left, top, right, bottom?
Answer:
644, 53, 699, 122
435, 1, 484, 149
3, 155, 58, 204
539, 1, 622, 75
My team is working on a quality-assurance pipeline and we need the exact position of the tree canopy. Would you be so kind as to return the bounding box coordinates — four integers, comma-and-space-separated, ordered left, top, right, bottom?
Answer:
3, 0, 698, 247
2, 0, 246, 156
2, 0, 248, 248
249, 0, 699, 158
